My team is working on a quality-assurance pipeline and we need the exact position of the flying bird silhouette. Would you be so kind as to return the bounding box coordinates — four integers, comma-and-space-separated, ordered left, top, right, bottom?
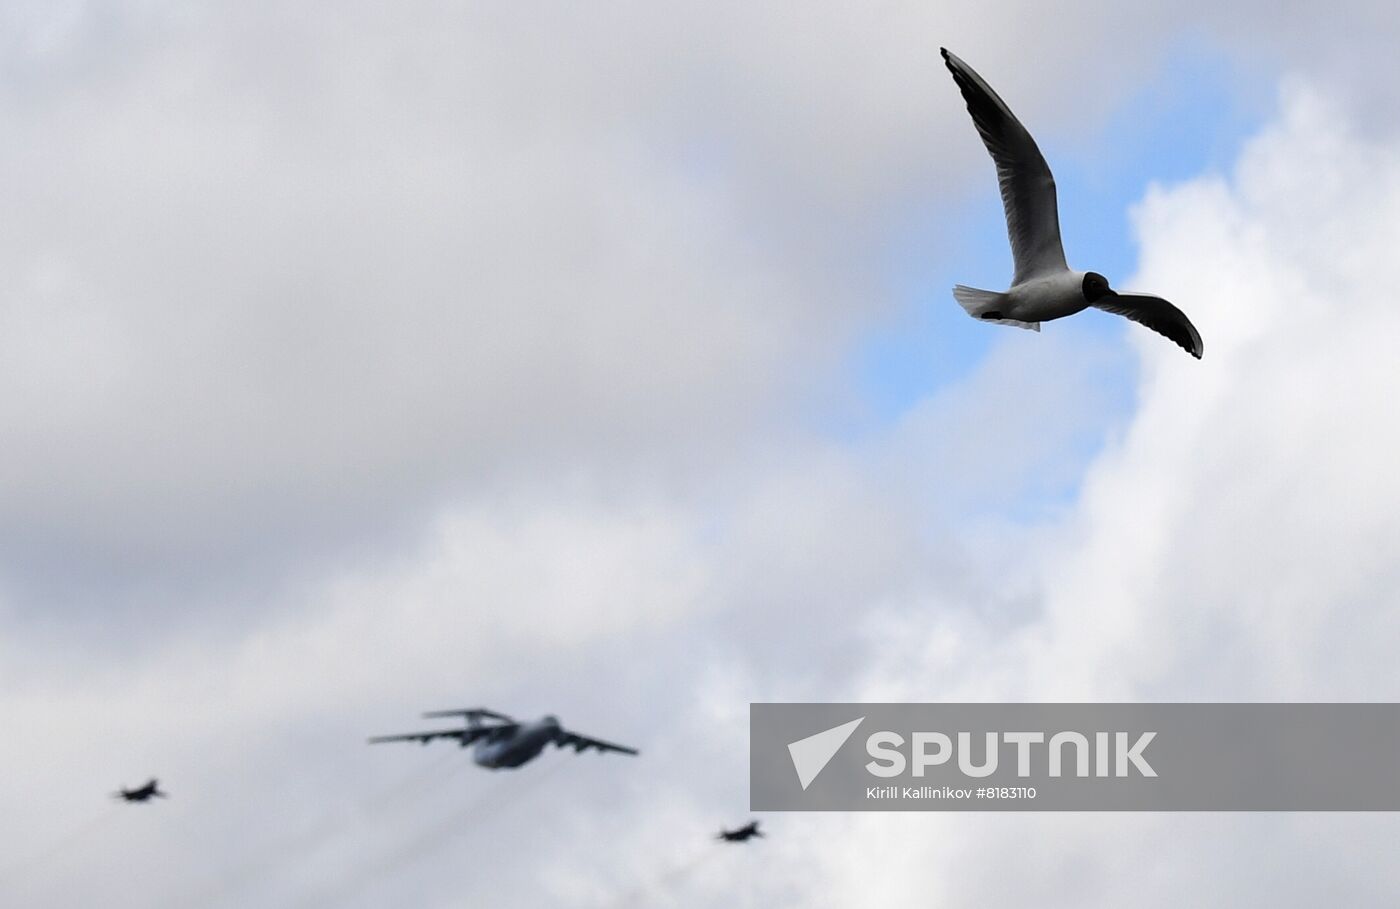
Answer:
940, 48, 1203, 358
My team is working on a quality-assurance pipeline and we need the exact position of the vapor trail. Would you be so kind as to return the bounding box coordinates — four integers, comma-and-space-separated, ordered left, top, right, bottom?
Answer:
0, 805, 120, 900
602, 844, 725, 908
294, 759, 568, 909
182, 750, 461, 908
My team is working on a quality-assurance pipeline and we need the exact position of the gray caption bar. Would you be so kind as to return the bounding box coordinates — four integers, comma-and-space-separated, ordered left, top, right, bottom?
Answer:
751, 703, 1400, 811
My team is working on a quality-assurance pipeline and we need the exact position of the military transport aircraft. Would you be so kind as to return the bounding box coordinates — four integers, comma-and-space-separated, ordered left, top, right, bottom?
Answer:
369, 708, 638, 768
717, 821, 763, 842
113, 779, 168, 803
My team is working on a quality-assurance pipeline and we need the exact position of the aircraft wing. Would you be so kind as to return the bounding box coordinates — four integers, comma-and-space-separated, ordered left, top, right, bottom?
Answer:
368, 725, 513, 746
554, 730, 639, 756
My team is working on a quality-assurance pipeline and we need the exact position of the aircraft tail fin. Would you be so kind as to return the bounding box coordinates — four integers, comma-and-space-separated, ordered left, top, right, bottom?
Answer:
422, 707, 513, 727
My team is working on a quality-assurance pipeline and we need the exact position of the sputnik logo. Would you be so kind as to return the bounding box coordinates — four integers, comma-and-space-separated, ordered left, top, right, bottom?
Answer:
787, 717, 864, 790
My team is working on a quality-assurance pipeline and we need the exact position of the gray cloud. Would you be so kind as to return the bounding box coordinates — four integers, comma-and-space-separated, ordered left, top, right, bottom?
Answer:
0, 0, 1229, 612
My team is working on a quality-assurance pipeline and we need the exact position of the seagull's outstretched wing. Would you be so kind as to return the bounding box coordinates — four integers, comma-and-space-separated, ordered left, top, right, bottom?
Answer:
1094, 293, 1204, 358
941, 48, 1067, 284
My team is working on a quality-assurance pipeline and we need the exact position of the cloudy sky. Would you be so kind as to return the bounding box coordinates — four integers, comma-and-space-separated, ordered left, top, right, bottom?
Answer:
4, 2, 1400, 906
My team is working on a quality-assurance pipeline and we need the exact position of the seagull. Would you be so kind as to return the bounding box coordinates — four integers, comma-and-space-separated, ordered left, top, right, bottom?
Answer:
940, 48, 1203, 358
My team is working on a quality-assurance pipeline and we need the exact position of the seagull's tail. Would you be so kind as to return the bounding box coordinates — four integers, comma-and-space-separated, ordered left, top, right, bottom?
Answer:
951, 284, 1003, 317
952, 285, 1040, 332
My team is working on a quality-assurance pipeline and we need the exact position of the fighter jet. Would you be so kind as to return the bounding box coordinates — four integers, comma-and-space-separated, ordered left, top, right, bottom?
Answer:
717, 821, 763, 842
369, 708, 638, 768
113, 779, 168, 803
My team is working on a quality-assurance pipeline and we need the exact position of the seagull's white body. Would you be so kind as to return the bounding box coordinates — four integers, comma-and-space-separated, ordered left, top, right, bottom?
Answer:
1002, 270, 1092, 322
941, 48, 1203, 358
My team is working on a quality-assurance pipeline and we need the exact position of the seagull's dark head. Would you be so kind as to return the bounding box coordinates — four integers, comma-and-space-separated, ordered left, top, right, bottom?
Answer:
1082, 272, 1113, 303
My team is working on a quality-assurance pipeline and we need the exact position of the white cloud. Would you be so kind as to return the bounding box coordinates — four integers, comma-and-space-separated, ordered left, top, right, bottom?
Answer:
778, 82, 1400, 907
1029, 83, 1400, 702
